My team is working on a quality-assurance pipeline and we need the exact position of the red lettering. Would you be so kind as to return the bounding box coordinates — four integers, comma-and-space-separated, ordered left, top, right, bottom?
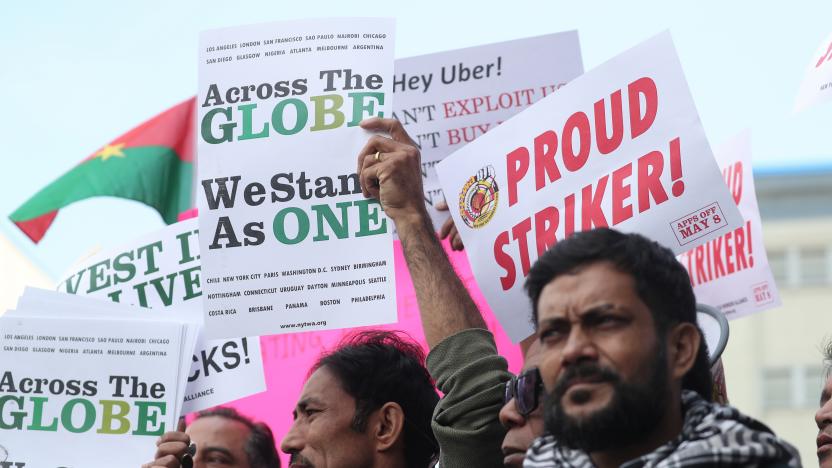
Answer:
724, 231, 735, 274
534, 206, 559, 256
611, 164, 633, 225
581, 175, 609, 230
694, 245, 708, 284
733, 226, 748, 271
628, 77, 658, 139
712, 237, 726, 278
564, 193, 576, 238
562, 112, 591, 172
512, 218, 533, 277
637, 150, 668, 213
494, 231, 516, 291
534, 130, 561, 190
594, 90, 624, 154
506, 147, 530, 207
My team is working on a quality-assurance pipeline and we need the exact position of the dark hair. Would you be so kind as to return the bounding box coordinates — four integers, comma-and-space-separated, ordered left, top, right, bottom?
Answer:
312, 330, 439, 468
196, 407, 281, 468
525, 228, 712, 401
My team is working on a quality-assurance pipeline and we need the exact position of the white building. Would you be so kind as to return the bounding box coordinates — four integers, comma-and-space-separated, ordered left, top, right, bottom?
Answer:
722, 164, 832, 464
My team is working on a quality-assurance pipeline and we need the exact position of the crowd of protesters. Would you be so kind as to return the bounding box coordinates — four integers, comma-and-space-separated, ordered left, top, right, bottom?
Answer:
143, 118, 822, 468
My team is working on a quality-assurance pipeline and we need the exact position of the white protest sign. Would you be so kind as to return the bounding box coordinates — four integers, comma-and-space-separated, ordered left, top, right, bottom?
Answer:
197, 19, 397, 340
392, 32, 584, 229
57, 219, 266, 413
436, 31, 743, 341
678, 131, 781, 319
0, 314, 185, 467
794, 32, 832, 113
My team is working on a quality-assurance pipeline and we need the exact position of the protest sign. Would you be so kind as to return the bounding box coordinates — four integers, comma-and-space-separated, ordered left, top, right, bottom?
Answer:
436, 31, 743, 341
392, 32, 584, 229
1, 290, 197, 467
198, 18, 397, 339
794, 32, 832, 112
56, 219, 266, 413
678, 131, 781, 319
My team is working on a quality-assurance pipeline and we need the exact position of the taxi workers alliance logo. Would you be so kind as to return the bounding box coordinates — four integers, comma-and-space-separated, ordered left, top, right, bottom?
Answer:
458, 165, 499, 229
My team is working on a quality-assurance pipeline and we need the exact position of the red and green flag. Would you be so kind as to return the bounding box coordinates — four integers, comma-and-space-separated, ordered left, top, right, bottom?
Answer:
10, 97, 197, 243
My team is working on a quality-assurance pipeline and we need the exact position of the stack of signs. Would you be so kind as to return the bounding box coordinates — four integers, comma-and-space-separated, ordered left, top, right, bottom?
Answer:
436, 31, 744, 341
392, 31, 584, 229
197, 18, 397, 339
56, 218, 267, 413
1, 288, 199, 467
795, 32, 832, 113
678, 131, 782, 319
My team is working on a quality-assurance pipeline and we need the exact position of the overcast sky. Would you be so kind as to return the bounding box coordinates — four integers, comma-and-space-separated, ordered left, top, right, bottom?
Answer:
2, 0, 830, 278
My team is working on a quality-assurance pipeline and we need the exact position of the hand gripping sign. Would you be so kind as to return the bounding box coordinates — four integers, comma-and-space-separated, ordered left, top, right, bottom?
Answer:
436, 31, 743, 342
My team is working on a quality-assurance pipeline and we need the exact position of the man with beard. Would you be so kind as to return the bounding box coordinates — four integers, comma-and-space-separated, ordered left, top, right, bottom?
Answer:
816, 340, 832, 467
523, 228, 800, 468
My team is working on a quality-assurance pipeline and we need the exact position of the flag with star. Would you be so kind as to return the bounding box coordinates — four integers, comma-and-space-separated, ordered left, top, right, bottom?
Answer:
9, 97, 197, 243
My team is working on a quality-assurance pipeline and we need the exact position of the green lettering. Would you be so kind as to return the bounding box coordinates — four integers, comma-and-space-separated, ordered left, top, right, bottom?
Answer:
201, 107, 236, 144
354, 199, 387, 237
133, 401, 166, 436
27, 396, 59, 431
311, 202, 351, 241
97, 399, 131, 434
348, 92, 385, 126
237, 103, 269, 140
61, 398, 95, 433
272, 98, 308, 135
273, 207, 310, 245
0, 396, 25, 429
310, 94, 345, 131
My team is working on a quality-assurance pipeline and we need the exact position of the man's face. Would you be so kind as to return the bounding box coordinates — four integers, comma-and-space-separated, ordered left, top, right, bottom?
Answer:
535, 261, 670, 452
281, 366, 376, 468
498, 341, 544, 468
815, 373, 832, 467
186, 416, 252, 468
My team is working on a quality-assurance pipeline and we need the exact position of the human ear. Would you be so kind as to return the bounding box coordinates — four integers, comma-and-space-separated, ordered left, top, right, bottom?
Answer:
373, 402, 405, 452
667, 322, 700, 380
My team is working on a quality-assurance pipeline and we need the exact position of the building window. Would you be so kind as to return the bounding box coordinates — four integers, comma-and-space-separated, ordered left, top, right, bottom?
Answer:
762, 368, 793, 409
800, 247, 829, 285
763, 366, 827, 410
768, 250, 788, 286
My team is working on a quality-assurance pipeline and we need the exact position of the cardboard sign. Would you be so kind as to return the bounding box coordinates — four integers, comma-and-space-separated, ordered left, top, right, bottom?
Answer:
679, 131, 781, 319
56, 219, 266, 413
794, 32, 832, 113
436, 31, 743, 341
197, 19, 397, 339
392, 32, 584, 229
1, 290, 198, 467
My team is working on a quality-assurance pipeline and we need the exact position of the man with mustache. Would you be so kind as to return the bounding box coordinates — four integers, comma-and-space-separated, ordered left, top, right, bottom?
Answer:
816, 341, 832, 467
523, 228, 800, 467
280, 331, 439, 468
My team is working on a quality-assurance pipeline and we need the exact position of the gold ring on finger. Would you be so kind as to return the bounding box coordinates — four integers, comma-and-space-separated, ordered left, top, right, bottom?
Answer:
374, 151, 381, 162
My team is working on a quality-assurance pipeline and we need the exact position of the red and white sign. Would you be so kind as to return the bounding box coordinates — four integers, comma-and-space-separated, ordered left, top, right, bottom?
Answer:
794, 32, 832, 113
436, 31, 743, 342
678, 131, 781, 319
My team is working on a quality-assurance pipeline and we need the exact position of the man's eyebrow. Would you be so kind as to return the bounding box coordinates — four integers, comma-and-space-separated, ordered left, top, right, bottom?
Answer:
296, 396, 325, 410
201, 445, 235, 459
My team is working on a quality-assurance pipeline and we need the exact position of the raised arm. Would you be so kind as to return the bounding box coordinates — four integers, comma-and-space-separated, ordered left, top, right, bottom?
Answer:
356, 117, 485, 348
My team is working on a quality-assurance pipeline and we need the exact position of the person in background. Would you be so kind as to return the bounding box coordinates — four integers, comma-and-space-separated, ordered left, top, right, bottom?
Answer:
280, 330, 439, 468
143, 407, 280, 468
815, 340, 832, 467
523, 228, 800, 467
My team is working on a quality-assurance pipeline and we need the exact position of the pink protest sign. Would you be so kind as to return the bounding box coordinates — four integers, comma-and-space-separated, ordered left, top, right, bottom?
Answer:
219, 240, 524, 464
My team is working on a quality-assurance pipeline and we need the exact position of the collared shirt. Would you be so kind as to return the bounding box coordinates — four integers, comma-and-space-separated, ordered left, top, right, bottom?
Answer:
524, 390, 801, 467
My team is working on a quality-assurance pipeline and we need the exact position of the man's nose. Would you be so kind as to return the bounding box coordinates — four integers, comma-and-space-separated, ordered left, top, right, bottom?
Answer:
499, 397, 526, 429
